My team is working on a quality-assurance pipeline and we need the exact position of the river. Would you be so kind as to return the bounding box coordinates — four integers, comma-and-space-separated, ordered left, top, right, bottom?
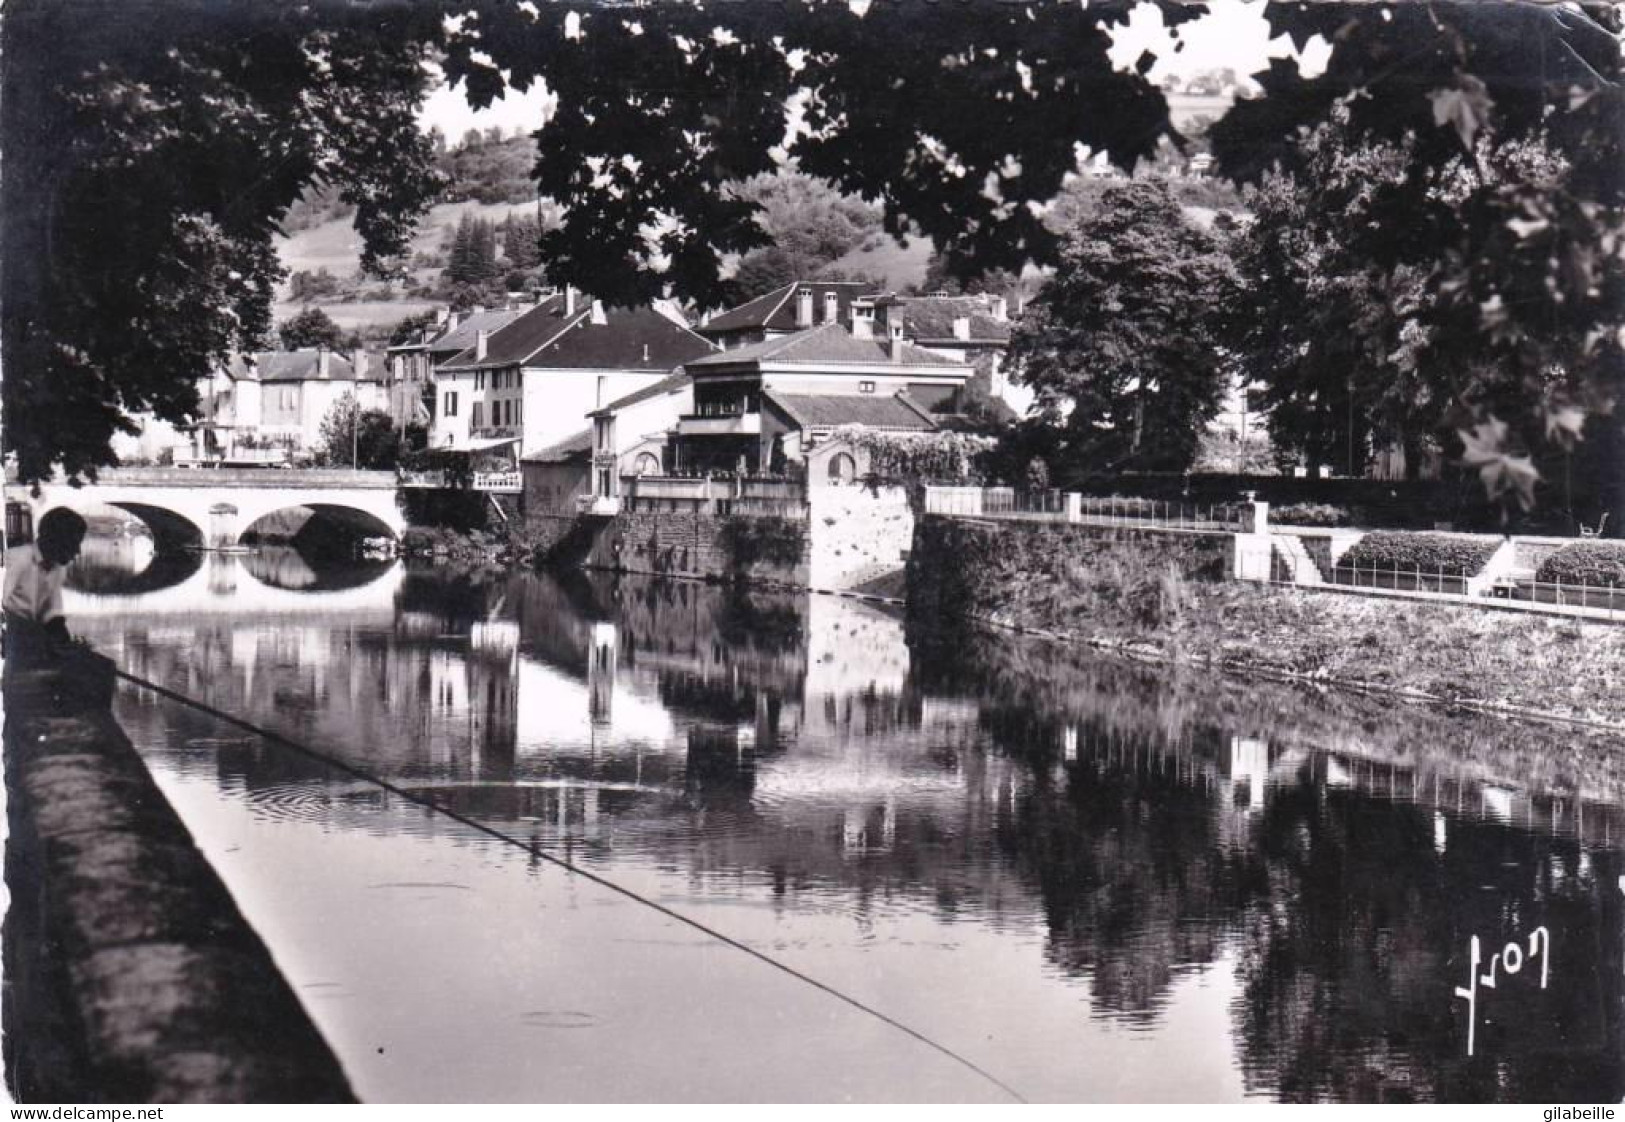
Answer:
60, 544, 1625, 1103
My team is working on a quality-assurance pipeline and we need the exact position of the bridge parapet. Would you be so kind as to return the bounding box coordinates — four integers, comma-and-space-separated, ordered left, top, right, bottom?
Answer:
91, 467, 399, 489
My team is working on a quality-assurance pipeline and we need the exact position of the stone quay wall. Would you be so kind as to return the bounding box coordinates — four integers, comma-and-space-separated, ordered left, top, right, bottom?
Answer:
3, 670, 354, 1103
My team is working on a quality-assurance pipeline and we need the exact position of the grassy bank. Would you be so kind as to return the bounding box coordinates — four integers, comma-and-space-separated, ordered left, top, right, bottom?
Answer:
909, 515, 1625, 729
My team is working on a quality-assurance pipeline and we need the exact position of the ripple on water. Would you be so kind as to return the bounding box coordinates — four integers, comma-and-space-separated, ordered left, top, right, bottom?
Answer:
241, 782, 335, 824
518, 1010, 600, 1030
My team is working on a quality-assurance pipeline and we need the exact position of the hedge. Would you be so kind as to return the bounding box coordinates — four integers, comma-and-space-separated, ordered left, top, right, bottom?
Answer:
1271, 502, 1352, 528
1534, 540, 1625, 588
1337, 531, 1501, 577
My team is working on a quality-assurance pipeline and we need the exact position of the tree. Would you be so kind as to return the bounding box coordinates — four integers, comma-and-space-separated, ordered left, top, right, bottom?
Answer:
316, 394, 400, 470
277, 307, 348, 353
388, 310, 443, 348
2, 0, 445, 483
499, 211, 545, 272
1007, 179, 1237, 474
1210, 2, 1625, 508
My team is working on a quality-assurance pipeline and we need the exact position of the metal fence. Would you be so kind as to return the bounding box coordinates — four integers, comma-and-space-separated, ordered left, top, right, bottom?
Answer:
1072, 496, 1249, 532
1266, 548, 1625, 623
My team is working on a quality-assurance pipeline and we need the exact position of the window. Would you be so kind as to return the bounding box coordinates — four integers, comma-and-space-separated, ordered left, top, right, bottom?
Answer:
444, 391, 458, 417
475, 371, 485, 390
471, 402, 483, 429
634, 452, 660, 476
827, 452, 857, 483
859, 380, 875, 394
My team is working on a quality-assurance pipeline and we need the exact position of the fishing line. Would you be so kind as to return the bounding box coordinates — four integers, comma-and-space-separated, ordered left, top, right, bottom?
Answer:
112, 666, 1029, 1105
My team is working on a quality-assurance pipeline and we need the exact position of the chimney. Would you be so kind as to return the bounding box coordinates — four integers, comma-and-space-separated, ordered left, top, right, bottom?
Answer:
475, 329, 489, 361
317, 349, 330, 378
471, 303, 485, 315
888, 318, 906, 363
435, 307, 450, 326
796, 286, 814, 328
990, 295, 1009, 321
590, 299, 607, 326
823, 290, 839, 324
952, 316, 971, 341
351, 347, 368, 378
565, 286, 577, 316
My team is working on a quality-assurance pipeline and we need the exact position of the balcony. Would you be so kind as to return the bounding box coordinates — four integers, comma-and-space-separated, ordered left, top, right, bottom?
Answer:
576, 493, 621, 516
676, 411, 761, 437
472, 470, 522, 493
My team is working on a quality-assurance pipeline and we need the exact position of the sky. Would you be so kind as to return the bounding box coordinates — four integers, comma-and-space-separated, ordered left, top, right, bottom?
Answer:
417, 0, 1331, 137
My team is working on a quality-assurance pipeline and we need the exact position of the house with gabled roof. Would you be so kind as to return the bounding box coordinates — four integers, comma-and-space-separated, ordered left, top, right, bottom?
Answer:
386, 305, 528, 428
198, 347, 387, 457
672, 316, 971, 475
430, 288, 716, 458
699, 280, 879, 351
856, 292, 1029, 419
523, 372, 695, 519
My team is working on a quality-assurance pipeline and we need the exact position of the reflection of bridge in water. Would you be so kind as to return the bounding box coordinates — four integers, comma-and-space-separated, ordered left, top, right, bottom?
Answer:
66, 551, 405, 622
16, 467, 406, 549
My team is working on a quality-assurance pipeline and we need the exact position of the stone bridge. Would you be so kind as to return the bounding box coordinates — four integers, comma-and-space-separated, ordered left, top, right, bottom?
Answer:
17, 467, 406, 550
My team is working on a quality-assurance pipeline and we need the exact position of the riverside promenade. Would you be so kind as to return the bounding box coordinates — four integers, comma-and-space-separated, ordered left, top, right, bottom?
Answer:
2, 666, 353, 1103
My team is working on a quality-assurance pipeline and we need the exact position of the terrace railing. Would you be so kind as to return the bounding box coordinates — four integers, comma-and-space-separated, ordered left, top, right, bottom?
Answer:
923, 486, 1249, 532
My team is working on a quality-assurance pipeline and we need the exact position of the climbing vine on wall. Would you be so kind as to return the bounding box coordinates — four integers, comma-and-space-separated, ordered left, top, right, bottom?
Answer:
829, 426, 996, 485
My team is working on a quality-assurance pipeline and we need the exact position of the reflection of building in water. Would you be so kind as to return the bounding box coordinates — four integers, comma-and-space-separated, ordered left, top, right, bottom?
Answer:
588, 621, 617, 726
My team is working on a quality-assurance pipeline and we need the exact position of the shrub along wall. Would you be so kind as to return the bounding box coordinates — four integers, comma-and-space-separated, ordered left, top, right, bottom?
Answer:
1535, 540, 1625, 587
1337, 531, 1503, 577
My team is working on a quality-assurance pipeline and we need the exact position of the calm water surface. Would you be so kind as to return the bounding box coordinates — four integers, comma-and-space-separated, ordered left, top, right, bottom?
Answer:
64, 546, 1625, 1103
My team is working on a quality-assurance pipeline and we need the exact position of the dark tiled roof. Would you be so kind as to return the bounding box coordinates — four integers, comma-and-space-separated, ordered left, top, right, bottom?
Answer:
440, 296, 576, 370
521, 427, 593, 463
590, 371, 692, 418
442, 301, 715, 373
230, 350, 357, 383
702, 281, 880, 336
686, 323, 967, 371
427, 307, 529, 358
763, 391, 938, 432
528, 305, 716, 372
893, 295, 1012, 344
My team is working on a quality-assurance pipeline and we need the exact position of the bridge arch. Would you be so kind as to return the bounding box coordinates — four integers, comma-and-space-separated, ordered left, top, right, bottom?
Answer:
241, 503, 399, 553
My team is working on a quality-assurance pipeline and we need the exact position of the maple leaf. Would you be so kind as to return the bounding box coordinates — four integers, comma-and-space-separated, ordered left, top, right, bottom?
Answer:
1543, 403, 1588, 443
1457, 418, 1508, 466
1430, 76, 1494, 151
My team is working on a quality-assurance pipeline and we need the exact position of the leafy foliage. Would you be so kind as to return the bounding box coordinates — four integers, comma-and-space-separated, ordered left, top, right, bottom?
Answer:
442, 1, 1192, 306
1006, 178, 1238, 473
1534, 541, 1625, 588
1214, 2, 1625, 508
718, 515, 806, 572
728, 171, 883, 298
316, 395, 402, 470
829, 425, 995, 485
1270, 503, 1352, 529
277, 307, 351, 353
1338, 532, 1502, 577
3, 0, 445, 482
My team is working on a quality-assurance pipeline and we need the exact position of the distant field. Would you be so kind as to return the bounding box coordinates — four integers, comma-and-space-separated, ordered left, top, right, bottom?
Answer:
278, 199, 540, 278
272, 299, 442, 333
1166, 92, 1233, 130
828, 235, 932, 292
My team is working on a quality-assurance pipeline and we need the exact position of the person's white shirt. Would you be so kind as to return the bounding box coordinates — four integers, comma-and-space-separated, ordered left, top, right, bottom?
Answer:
3, 543, 68, 624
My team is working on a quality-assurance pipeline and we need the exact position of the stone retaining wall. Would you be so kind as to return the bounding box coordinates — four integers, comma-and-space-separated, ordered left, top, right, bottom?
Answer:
3, 671, 354, 1103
